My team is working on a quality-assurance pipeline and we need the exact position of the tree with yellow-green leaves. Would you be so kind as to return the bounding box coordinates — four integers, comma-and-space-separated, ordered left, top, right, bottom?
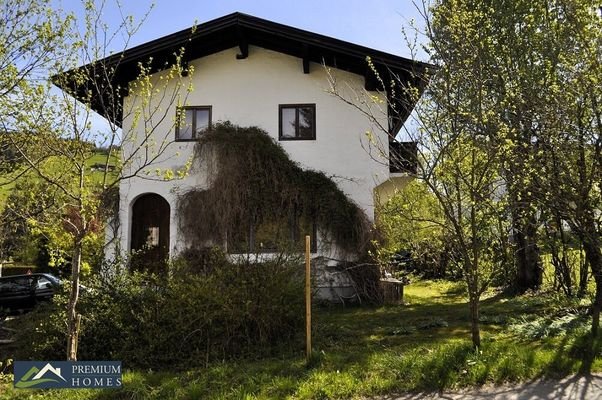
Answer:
332, 0, 602, 346
0, 0, 71, 174
407, 0, 602, 343
376, 180, 448, 278
416, 0, 602, 340
0, 0, 194, 360
528, 1, 602, 335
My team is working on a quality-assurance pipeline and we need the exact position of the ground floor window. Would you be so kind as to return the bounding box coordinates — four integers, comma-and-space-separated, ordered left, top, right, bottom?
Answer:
228, 214, 317, 254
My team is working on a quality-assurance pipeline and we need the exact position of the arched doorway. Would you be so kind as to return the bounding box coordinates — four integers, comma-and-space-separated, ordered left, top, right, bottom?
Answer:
130, 193, 170, 274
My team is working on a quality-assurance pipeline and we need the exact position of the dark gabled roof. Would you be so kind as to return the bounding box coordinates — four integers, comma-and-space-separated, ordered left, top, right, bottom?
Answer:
53, 12, 430, 130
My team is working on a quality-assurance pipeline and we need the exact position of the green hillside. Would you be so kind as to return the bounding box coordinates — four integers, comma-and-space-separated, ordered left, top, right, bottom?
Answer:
0, 149, 119, 210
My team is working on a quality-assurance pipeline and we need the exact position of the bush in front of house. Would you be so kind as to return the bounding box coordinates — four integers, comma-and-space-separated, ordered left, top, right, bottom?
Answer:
12, 249, 305, 369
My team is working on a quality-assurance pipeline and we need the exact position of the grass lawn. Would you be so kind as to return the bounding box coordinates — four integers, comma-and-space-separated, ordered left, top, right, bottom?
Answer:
1, 279, 600, 399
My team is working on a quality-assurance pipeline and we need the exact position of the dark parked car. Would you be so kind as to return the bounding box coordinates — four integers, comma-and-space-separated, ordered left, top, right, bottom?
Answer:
0, 273, 61, 317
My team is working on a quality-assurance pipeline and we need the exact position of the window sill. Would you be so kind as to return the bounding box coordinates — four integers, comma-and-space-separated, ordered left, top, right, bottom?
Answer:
278, 137, 316, 141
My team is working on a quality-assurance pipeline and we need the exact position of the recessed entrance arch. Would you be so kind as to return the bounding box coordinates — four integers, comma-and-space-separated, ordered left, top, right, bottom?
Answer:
130, 193, 170, 274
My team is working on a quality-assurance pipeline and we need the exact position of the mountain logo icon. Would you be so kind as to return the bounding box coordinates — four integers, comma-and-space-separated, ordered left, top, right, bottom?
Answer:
15, 363, 67, 388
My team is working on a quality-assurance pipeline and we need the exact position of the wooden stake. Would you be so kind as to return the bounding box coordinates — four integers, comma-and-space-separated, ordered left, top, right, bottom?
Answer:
305, 235, 312, 362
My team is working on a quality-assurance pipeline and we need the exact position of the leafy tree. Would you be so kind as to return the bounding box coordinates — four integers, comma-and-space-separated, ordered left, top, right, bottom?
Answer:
0, 0, 71, 175
331, 0, 602, 347
0, 0, 194, 360
449, 0, 602, 334
329, 2, 509, 347
376, 180, 448, 277
412, 100, 507, 348
415, 0, 602, 335
532, 0, 602, 334
0, 180, 62, 267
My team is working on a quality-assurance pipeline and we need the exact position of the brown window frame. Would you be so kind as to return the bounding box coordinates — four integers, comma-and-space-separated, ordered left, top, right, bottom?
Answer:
175, 106, 212, 141
278, 104, 316, 141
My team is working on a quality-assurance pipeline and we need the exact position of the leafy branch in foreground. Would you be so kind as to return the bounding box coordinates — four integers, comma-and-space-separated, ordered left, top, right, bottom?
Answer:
1, 0, 195, 360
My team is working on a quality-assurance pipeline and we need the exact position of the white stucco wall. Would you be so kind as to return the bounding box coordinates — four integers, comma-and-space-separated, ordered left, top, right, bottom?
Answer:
113, 45, 391, 259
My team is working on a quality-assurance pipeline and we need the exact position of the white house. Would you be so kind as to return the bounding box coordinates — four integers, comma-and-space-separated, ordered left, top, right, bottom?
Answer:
56, 13, 426, 271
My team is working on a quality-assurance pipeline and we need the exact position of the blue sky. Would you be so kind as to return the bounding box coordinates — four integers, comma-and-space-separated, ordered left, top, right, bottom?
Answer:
58, 0, 427, 59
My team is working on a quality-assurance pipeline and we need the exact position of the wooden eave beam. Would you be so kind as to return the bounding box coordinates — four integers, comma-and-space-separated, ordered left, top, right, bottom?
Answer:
236, 27, 249, 59
302, 44, 310, 73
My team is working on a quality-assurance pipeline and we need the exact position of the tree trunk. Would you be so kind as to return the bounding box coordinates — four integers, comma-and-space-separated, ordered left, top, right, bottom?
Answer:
578, 250, 589, 298
469, 292, 481, 348
593, 280, 602, 337
580, 230, 602, 337
67, 236, 83, 360
545, 218, 573, 297
558, 220, 573, 297
513, 218, 542, 291
506, 142, 542, 292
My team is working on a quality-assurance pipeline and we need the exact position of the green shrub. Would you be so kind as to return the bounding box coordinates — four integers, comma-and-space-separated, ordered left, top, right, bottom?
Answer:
12, 251, 305, 369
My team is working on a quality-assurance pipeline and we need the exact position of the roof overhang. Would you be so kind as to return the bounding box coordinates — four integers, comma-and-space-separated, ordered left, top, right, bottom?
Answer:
53, 12, 431, 131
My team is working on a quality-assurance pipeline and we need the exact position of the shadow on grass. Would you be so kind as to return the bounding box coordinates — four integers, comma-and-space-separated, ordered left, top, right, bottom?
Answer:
572, 334, 602, 375
6, 281, 601, 400
536, 330, 602, 380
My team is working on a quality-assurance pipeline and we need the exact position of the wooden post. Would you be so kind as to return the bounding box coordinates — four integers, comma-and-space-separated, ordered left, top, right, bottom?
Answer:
305, 235, 312, 362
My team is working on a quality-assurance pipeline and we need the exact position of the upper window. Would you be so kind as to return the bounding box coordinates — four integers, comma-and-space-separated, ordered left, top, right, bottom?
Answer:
176, 106, 212, 141
279, 104, 316, 140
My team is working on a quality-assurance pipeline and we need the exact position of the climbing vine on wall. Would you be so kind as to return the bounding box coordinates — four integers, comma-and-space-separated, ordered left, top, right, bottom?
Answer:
177, 122, 373, 255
